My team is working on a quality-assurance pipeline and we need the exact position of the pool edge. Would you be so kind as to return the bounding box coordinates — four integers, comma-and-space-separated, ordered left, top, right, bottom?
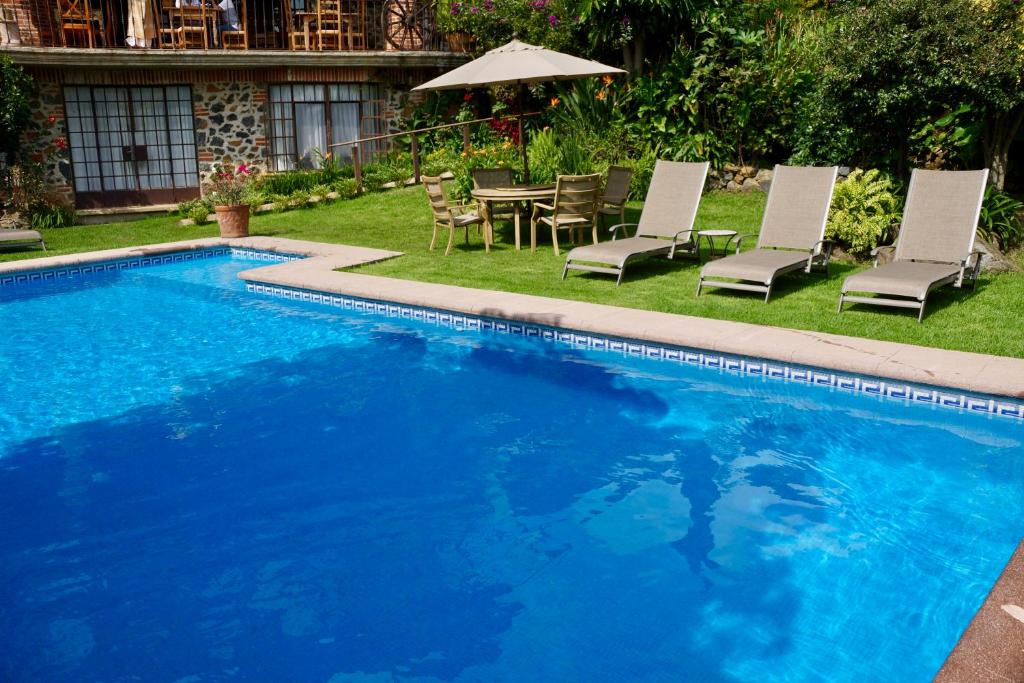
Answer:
936, 539, 1024, 682
231, 248, 1024, 403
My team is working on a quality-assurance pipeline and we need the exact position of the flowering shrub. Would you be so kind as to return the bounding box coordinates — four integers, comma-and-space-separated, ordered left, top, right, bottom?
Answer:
436, 0, 576, 52
205, 162, 259, 206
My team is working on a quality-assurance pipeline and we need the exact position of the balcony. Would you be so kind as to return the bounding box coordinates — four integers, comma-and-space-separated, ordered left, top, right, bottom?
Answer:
0, 0, 467, 67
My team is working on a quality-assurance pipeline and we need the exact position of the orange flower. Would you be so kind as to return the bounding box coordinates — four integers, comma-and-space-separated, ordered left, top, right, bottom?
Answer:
602, 74, 614, 86
595, 89, 607, 101
550, 96, 560, 107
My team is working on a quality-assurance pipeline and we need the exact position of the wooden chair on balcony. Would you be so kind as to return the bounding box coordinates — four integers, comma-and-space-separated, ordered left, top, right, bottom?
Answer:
155, 0, 179, 47
176, 1, 212, 48
220, 0, 248, 48
287, 0, 317, 49
315, 0, 343, 50
57, 0, 105, 47
339, 0, 365, 50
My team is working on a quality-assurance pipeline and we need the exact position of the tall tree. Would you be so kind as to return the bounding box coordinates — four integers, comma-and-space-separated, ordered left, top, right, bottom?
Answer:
577, 0, 696, 74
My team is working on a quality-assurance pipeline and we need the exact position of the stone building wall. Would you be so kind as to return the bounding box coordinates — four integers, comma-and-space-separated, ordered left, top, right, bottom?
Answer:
19, 80, 74, 205
192, 81, 269, 183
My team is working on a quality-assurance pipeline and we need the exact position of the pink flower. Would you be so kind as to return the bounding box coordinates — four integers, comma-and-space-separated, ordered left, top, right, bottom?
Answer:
237, 163, 251, 175
547, 13, 558, 25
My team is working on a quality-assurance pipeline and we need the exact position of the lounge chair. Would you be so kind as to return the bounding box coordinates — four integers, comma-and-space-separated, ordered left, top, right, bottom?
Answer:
596, 165, 633, 230
838, 168, 988, 322
0, 228, 46, 251
532, 173, 602, 255
696, 164, 838, 302
422, 175, 485, 256
561, 160, 709, 285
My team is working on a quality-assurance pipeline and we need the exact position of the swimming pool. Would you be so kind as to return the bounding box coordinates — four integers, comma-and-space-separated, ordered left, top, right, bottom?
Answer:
1, 249, 1021, 681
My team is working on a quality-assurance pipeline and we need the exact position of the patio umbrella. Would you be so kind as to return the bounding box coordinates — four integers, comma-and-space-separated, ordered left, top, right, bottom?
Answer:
412, 39, 626, 181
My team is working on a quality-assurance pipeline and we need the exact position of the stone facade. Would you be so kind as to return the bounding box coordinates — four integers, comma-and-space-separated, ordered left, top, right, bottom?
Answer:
192, 81, 269, 182
20, 80, 74, 205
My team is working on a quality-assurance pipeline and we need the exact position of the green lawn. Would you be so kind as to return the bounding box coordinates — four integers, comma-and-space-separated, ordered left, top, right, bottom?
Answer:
5, 187, 1024, 358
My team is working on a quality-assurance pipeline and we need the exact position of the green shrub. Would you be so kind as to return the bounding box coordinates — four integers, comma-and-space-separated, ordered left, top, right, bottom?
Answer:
310, 183, 333, 199
331, 178, 359, 198
617, 145, 659, 200
978, 185, 1024, 251
29, 202, 76, 229
826, 169, 902, 257
178, 198, 213, 225
527, 128, 560, 184
0, 55, 35, 162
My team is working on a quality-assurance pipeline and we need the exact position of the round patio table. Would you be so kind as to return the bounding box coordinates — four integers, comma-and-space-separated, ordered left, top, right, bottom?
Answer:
697, 229, 738, 262
471, 184, 555, 251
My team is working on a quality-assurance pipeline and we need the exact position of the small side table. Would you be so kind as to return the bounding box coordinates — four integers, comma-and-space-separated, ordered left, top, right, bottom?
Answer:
698, 229, 738, 262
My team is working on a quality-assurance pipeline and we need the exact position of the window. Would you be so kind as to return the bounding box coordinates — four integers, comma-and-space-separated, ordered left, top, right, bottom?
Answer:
63, 85, 199, 206
268, 83, 384, 171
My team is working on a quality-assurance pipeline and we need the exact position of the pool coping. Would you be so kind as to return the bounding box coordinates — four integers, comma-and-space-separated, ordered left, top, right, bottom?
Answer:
936, 539, 1024, 682
0, 236, 402, 276
3, 236, 1022, 400
227, 241, 1024, 402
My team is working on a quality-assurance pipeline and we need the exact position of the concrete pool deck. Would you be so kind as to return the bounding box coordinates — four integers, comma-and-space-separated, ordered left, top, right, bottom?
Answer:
2, 235, 1023, 675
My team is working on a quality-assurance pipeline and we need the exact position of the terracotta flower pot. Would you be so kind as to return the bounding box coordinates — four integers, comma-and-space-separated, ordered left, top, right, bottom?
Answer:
215, 204, 250, 238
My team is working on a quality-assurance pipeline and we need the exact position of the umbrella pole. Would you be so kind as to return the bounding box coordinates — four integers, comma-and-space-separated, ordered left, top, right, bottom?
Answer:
519, 83, 530, 184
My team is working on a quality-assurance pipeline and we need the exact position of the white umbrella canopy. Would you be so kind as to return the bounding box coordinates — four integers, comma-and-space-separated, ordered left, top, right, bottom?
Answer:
412, 40, 625, 182
412, 39, 626, 91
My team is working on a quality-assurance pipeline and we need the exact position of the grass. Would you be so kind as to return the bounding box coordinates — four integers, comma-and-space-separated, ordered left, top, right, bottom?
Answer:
5, 187, 1024, 358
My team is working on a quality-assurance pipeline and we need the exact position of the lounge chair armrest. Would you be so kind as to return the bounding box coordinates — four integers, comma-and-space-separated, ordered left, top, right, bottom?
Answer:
533, 202, 554, 211
608, 222, 638, 240
810, 239, 834, 255
871, 244, 895, 267
729, 233, 758, 254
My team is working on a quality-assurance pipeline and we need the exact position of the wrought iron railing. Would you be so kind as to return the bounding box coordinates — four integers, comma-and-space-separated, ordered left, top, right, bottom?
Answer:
0, 0, 452, 51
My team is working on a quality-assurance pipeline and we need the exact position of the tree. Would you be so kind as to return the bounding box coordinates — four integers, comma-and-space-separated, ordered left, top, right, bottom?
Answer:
971, 0, 1024, 189
0, 55, 35, 165
793, 0, 1024, 187
578, 0, 696, 74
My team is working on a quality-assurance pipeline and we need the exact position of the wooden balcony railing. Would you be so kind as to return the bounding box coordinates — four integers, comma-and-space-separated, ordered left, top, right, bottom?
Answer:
0, 0, 451, 51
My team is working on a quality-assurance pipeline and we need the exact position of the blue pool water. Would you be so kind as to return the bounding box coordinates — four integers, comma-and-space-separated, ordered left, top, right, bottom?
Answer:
0, 252, 1021, 682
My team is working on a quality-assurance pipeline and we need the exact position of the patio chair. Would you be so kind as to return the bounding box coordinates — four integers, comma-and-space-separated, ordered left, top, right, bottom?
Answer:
696, 164, 839, 303
531, 173, 602, 256
838, 168, 988, 322
0, 228, 46, 251
57, 0, 105, 47
155, 0, 180, 48
561, 160, 708, 286
597, 165, 633, 229
423, 175, 485, 256
176, 2, 211, 49
220, 0, 248, 48
472, 167, 521, 235
316, 0, 344, 50
339, 0, 365, 50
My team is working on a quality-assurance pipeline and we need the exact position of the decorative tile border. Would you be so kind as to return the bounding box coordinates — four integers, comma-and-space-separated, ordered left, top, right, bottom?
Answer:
247, 282, 1024, 422
0, 247, 299, 288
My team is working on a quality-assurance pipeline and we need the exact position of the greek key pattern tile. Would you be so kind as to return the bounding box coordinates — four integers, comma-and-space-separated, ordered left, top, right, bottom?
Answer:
246, 282, 1024, 421
0, 248, 297, 287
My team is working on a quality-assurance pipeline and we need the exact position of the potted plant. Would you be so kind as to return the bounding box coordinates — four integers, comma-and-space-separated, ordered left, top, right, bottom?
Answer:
206, 162, 257, 238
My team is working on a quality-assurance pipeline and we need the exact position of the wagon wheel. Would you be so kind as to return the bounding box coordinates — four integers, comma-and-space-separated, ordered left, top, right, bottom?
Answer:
382, 0, 432, 50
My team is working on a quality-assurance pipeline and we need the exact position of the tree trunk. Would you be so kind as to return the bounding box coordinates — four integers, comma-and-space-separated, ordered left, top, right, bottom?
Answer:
982, 106, 1024, 191
621, 36, 644, 77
